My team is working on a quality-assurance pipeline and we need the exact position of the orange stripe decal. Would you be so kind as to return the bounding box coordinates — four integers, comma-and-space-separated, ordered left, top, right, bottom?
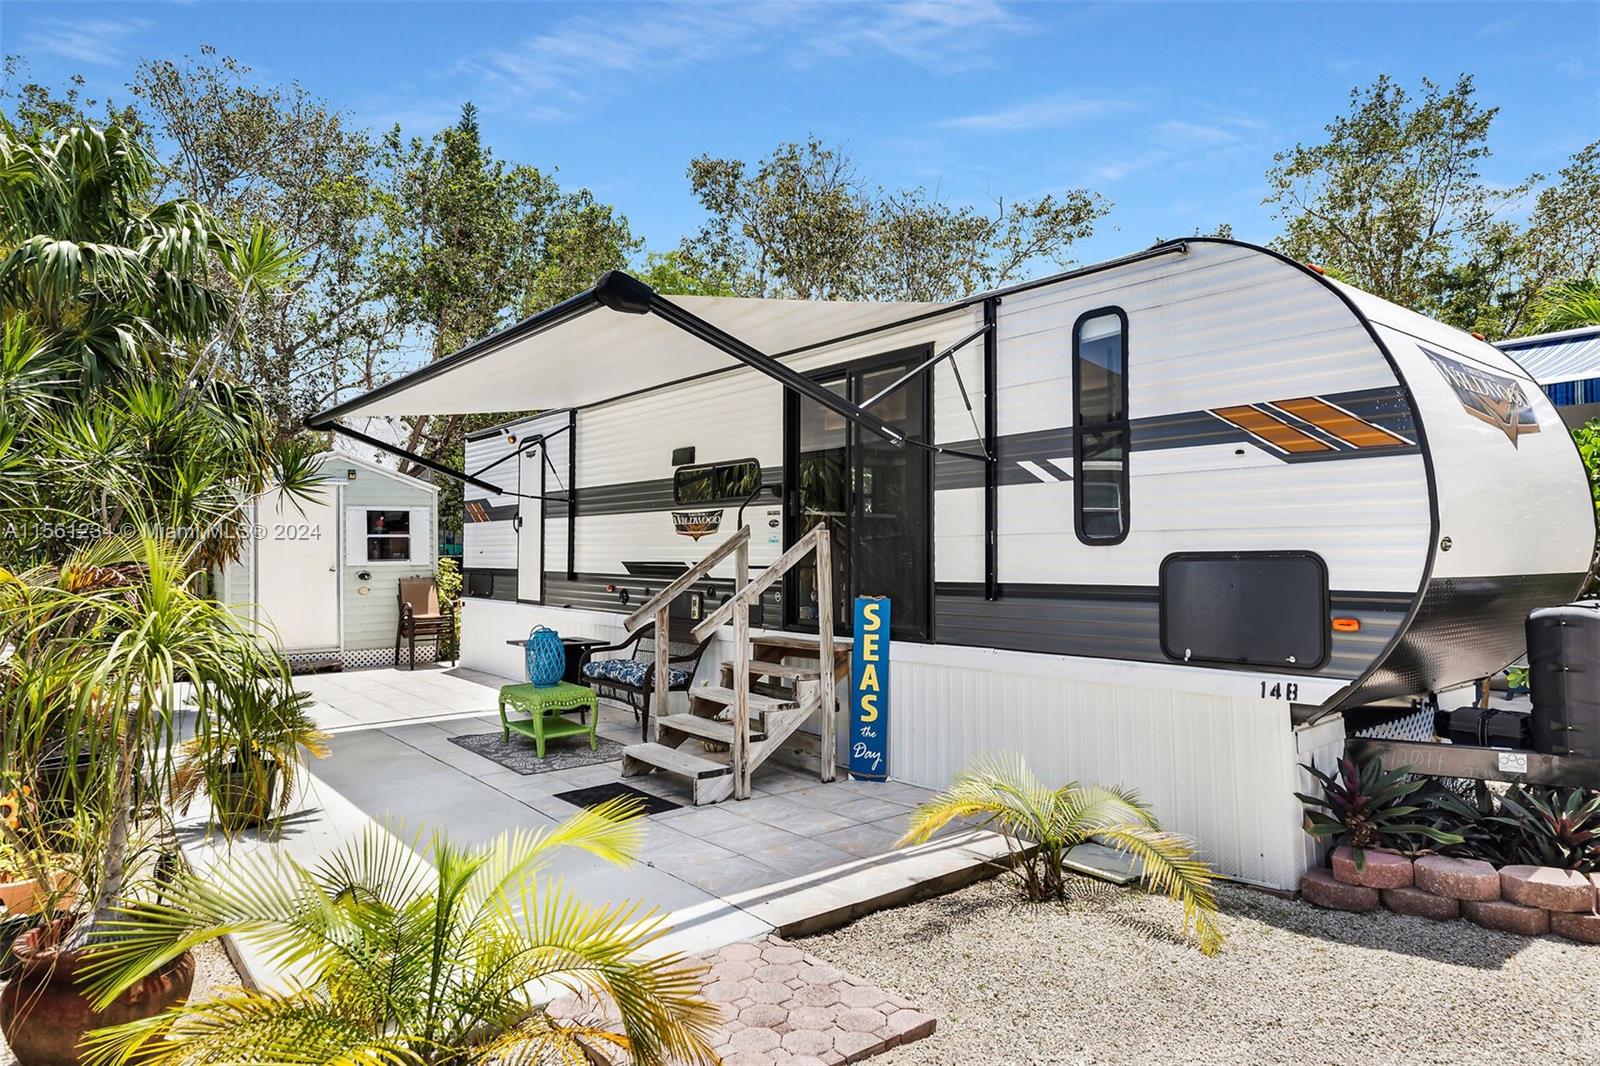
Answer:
1211, 405, 1332, 453
1272, 397, 1410, 449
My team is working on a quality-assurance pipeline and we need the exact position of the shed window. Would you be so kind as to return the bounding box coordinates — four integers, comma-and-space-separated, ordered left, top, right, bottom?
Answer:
365, 510, 411, 561
1073, 309, 1129, 544
674, 459, 761, 504
345, 506, 427, 565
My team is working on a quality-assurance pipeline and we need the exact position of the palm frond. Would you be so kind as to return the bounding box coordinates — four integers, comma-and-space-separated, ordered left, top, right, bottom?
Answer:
1093, 823, 1226, 956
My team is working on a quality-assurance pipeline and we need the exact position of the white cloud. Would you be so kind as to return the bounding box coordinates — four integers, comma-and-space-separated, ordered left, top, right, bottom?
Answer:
938, 94, 1133, 133
451, 1, 1026, 119
1153, 121, 1239, 148
20, 16, 149, 68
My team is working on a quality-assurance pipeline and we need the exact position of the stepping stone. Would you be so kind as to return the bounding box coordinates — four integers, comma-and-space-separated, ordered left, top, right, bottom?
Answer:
1300, 868, 1378, 912
1331, 846, 1413, 889
1500, 865, 1596, 913
1414, 855, 1500, 901
1550, 910, 1600, 945
690, 934, 935, 1063
1462, 898, 1550, 937
1381, 885, 1460, 921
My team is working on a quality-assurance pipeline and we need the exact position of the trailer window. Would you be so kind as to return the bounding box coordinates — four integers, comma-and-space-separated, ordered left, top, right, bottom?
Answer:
674, 459, 761, 504
1073, 309, 1129, 544
1160, 552, 1329, 671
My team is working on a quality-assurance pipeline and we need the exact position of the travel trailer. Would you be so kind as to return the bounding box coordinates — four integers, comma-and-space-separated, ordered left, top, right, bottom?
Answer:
312, 238, 1593, 890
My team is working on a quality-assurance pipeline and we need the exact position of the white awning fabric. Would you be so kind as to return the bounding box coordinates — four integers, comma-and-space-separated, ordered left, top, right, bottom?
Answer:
325, 292, 954, 420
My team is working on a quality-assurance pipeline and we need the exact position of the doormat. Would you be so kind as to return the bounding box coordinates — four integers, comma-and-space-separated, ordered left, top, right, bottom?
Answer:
448, 732, 626, 775
552, 781, 683, 817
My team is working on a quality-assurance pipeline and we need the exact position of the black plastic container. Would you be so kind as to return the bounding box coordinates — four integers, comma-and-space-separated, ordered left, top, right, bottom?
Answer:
1525, 600, 1600, 758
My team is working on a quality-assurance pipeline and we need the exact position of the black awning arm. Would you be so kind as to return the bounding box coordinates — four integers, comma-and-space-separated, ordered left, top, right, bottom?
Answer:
861, 321, 993, 458
309, 418, 571, 503
466, 421, 573, 483
594, 271, 915, 449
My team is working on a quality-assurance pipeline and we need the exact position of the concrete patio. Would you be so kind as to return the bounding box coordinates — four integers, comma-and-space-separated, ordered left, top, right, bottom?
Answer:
180, 664, 1008, 991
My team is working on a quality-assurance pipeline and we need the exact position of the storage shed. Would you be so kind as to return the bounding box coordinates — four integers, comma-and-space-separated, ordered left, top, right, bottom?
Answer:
218, 451, 440, 670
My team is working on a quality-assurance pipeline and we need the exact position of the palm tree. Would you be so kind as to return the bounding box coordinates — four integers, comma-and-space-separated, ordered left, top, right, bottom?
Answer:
0, 534, 323, 948
0, 121, 319, 571
1530, 278, 1600, 333
78, 814, 720, 1065
900, 754, 1225, 955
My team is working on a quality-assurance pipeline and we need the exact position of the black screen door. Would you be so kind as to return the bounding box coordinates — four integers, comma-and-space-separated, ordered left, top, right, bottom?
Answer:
784, 348, 932, 640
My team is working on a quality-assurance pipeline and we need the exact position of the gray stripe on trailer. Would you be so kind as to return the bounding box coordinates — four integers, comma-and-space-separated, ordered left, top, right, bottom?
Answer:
934, 385, 1419, 491
933, 583, 1409, 677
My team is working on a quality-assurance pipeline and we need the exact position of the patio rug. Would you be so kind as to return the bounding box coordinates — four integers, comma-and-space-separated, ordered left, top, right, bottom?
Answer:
448, 731, 627, 775
552, 781, 682, 817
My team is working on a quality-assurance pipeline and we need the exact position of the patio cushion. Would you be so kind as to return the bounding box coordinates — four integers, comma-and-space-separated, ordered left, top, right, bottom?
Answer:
582, 657, 691, 689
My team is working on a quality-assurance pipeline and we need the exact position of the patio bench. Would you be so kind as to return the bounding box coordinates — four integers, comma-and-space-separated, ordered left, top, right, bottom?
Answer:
498, 681, 599, 758
578, 615, 711, 740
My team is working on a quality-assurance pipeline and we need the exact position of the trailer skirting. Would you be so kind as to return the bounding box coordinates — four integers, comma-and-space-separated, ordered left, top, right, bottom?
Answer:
463, 597, 1343, 890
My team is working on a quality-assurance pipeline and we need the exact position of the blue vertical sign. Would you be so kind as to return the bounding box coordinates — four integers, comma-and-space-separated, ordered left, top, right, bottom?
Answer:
850, 596, 890, 780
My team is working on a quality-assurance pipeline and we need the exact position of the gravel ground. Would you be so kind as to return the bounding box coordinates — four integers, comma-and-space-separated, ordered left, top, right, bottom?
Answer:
802, 875, 1600, 1066
0, 936, 241, 1066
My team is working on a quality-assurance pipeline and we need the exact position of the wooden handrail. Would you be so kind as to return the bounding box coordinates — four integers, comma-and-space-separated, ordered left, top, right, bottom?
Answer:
623, 525, 751, 632
691, 525, 825, 643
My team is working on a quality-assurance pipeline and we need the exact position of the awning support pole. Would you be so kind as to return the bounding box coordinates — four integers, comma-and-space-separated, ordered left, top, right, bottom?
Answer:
860, 322, 992, 412
983, 296, 1000, 601
310, 418, 571, 503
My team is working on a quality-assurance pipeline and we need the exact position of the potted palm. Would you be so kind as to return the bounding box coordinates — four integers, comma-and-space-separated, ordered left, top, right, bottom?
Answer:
171, 662, 328, 834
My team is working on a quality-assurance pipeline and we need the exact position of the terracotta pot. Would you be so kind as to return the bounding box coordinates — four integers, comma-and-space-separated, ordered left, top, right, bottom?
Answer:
0, 918, 194, 1066
0, 871, 78, 917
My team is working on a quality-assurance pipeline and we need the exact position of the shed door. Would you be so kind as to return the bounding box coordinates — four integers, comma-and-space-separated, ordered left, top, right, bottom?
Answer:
256, 490, 340, 652
518, 443, 544, 602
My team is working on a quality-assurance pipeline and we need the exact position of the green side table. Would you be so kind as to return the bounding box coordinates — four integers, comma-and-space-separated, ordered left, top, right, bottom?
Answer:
498, 681, 599, 758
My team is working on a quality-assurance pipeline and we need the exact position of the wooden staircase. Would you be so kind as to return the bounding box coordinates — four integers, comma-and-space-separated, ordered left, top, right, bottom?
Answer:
618, 525, 846, 804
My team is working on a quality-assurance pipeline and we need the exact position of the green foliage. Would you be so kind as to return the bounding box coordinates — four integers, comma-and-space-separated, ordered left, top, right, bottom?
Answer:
1265, 73, 1600, 338
171, 671, 329, 835
1529, 278, 1600, 333
1298, 759, 1600, 874
901, 754, 1224, 955
1488, 786, 1600, 872
0, 535, 322, 947
1569, 419, 1600, 594
680, 134, 1109, 301
1295, 756, 1464, 860
435, 556, 462, 661
79, 815, 720, 1065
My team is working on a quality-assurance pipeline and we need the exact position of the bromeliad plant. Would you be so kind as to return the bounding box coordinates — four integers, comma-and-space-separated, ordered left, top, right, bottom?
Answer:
1489, 786, 1600, 872
900, 754, 1225, 955
1296, 756, 1464, 864
78, 806, 720, 1065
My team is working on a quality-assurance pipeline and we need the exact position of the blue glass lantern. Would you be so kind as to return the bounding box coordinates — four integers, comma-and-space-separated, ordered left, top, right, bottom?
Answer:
525, 626, 565, 687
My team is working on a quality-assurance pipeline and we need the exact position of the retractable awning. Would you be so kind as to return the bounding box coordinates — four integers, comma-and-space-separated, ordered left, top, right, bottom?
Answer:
312, 272, 957, 425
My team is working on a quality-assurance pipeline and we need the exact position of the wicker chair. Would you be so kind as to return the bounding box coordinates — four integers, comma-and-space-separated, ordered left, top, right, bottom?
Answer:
578, 616, 711, 740
395, 577, 455, 670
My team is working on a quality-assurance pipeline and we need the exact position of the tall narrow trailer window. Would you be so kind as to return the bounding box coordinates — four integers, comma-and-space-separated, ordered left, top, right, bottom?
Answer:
1073, 308, 1129, 544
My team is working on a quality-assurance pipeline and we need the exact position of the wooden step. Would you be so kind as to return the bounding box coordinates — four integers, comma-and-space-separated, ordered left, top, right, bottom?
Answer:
621, 742, 730, 780
751, 633, 850, 655
689, 683, 797, 713
657, 713, 764, 744
722, 659, 823, 681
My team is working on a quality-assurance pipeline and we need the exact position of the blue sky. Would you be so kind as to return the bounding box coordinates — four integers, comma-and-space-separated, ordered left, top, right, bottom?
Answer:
5, 1, 1598, 270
